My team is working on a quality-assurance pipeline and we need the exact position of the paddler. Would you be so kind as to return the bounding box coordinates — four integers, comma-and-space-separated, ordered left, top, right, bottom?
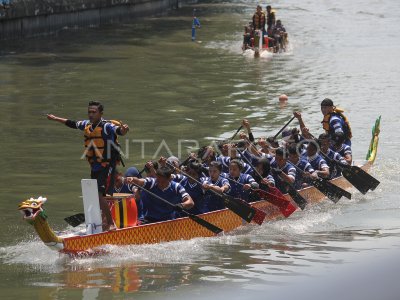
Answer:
46, 100, 129, 231
270, 147, 296, 193
126, 166, 194, 224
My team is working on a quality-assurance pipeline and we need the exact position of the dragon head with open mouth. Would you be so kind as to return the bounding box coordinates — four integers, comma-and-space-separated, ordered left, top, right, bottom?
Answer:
18, 196, 47, 223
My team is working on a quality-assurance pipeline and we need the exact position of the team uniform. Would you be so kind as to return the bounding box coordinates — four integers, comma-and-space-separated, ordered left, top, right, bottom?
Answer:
202, 177, 231, 212
251, 171, 275, 187
138, 178, 189, 223
330, 144, 352, 160
172, 174, 205, 215
305, 153, 330, 177
216, 155, 252, 174
292, 159, 315, 190
224, 173, 257, 202
270, 158, 296, 193
323, 149, 347, 179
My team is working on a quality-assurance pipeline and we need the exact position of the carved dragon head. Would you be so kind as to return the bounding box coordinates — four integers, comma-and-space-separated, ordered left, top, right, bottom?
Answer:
18, 196, 48, 223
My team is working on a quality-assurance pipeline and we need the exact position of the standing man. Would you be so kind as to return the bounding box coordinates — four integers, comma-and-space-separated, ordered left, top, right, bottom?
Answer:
46, 101, 129, 231
192, 9, 201, 41
266, 5, 276, 36
320, 98, 352, 146
252, 5, 266, 32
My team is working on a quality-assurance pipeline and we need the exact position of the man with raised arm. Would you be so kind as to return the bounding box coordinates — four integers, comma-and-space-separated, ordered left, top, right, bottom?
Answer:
46, 100, 129, 231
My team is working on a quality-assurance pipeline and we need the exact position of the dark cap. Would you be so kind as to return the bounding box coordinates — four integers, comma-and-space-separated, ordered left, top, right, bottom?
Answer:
321, 98, 334, 107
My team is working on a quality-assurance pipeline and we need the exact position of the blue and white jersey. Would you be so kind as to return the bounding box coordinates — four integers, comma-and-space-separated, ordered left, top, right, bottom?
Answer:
202, 177, 231, 212
226, 173, 257, 202
139, 178, 189, 222
330, 144, 352, 159
172, 174, 205, 215
270, 158, 297, 193
305, 153, 329, 172
329, 114, 346, 136
293, 159, 315, 190
328, 113, 351, 146
324, 149, 347, 179
216, 155, 252, 174
250, 170, 275, 187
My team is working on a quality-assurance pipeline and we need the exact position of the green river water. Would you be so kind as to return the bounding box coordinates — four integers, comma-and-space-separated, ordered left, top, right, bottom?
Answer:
0, 0, 400, 299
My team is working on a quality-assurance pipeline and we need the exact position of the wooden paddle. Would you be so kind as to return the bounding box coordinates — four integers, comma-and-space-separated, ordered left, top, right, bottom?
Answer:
291, 163, 351, 203
273, 116, 295, 140
166, 162, 266, 225
229, 125, 244, 142
332, 159, 379, 194
130, 181, 223, 234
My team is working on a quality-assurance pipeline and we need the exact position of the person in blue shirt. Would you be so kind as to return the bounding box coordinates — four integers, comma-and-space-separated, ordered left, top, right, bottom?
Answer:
287, 144, 317, 190
330, 132, 352, 164
47, 100, 129, 231
202, 161, 231, 212
303, 140, 330, 179
270, 148, 296, 193
225, 159, 258, 202
217, 152, 252, 175
192, 11, 201, 41
253, 158, 275, 187
126, 166, 194, 224
318, 133, 348, 179
171, 161, 205, 215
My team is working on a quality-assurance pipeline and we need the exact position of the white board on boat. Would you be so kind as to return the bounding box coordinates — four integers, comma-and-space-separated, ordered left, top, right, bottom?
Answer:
81, 179, 102, 234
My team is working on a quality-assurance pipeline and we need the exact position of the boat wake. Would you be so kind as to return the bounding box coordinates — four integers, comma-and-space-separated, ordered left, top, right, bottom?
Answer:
0, 238, 67, 272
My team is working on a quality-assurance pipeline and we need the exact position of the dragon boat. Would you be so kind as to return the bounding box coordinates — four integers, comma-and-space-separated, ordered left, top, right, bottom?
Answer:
18, 117, 381, 256
243, 29, 288, 58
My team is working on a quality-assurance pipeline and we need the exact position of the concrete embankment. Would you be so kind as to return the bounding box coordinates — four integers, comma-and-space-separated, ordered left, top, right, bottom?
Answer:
0, 0, 195, 40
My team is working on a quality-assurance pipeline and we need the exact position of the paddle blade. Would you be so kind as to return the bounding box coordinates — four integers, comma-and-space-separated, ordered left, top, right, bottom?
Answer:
187, 214, 223, 234
351, 166, 380, 191
251, 206, 267, 225
282, 202, 297, 218
286, 185, 308, 210
312, 178, 351, 203
342, 169, 370, 194
222, 194, 266, 224
254, 187, 297, 218
64, 213, 85, 227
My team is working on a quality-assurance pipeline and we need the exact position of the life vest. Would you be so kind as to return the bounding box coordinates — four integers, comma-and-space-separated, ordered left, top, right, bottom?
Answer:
83, 120, 122, 167
322, 107, 353, 140
253, 12, 266, 30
